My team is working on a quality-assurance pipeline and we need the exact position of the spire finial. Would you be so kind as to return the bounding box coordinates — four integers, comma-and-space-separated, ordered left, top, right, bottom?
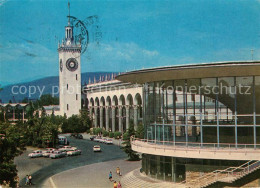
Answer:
68, 1, 70, 26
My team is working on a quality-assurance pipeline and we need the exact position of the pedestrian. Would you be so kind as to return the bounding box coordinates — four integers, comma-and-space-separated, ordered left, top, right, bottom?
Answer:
109, 171, 112, 181
25, 175, 29, 185
113, 181, 117, 188
28, 175, 32, 186
117, 181, 122, 188
116, 167, 120, 175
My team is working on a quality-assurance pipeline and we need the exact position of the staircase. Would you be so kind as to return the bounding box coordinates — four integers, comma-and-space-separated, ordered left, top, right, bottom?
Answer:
121, 168, 185, 188
182, 160, 260, 188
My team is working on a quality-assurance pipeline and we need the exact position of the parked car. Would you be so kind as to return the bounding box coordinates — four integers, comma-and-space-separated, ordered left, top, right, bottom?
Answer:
90, 136, 96, 141
50, 151, 67, 159
43, 150, 56, 158
67, 149, 82, 156
75, 134, 83, 139
58, 145, 77, 152
94, 136, 101, 142
28, 150, 43, 158
99, 138, 106, 143
93, 145, 101, 152
70, 133, 83, 139
104, 139, 113, 144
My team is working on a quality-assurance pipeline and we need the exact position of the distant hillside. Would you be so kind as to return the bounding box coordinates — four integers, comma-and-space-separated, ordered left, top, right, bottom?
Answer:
0, 72, 118, 103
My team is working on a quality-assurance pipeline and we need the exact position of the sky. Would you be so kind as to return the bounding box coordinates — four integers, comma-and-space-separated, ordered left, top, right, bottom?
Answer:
0, 0, 260, 86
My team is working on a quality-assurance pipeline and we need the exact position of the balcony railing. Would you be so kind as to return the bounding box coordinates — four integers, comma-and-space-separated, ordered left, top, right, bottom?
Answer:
131, 136, 260, 150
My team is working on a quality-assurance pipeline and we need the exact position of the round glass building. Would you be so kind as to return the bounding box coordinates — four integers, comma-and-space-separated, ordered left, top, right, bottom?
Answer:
117, 61, 260, 186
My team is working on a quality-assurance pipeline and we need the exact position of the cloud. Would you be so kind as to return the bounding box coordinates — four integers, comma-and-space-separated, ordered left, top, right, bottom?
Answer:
0, 0, 7, 7
0, 40, 56, 63
82, 42, 194, 72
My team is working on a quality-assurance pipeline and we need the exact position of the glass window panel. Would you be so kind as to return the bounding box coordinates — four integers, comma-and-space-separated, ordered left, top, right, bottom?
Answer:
165, 157, 172, 181
237, 127, 254, 145
218, 77, 235, 126
187, 79, 201, 138
175, 80, 186, 138
201, 78, 217, 126
236, 77, 253, 125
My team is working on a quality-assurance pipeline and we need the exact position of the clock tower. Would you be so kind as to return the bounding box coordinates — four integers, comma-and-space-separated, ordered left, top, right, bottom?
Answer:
58, 2, 81, 117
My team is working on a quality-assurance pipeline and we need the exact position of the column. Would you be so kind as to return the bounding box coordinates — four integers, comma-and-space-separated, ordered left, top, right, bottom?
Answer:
89, 107, 93, 119
119, 106, 122, 133
94, 107, 98, 127
134, 105, 138, 130
112, 106, 116, 132
100, 106, 103, 128
126, 106, 130, 130
200, 79, 203, 147
105, 107, 110, 131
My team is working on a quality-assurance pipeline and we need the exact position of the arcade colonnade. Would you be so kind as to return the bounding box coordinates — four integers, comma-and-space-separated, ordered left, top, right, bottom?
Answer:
84, 81, 143, 132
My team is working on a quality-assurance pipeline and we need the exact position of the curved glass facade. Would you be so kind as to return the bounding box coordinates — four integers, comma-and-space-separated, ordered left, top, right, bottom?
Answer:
143, 76, 260, 148
142, 154, 246, 182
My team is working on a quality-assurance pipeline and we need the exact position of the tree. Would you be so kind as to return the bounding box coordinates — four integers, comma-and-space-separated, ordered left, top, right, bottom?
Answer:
122, 122, 140, 161
0, 123, 26, 187
61, 111, 91, 133
135, 122, 144, 139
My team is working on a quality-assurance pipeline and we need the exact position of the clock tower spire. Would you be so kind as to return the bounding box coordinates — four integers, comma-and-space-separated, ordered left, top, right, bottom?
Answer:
58, 2, 81, 117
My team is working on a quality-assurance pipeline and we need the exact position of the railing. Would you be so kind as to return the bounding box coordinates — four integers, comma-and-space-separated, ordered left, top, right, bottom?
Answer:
131, 136, 260, 150
180, 160, 260, 188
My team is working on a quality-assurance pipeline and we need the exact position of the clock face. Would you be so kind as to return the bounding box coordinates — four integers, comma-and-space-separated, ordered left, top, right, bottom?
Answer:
60, 59, 63, 72
66, 58, 78, 72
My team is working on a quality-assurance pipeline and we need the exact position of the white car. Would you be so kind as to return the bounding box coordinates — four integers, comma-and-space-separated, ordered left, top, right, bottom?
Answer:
104, 139, 113, 144
43, 150, 56, 158
93, 145, 101, 152
50, 151, 67, 159
67, 149, 81, 156
58, 146, 77, 152
99, 138, 106, 143
94, 137, 101, 142
28, 150, 43, 158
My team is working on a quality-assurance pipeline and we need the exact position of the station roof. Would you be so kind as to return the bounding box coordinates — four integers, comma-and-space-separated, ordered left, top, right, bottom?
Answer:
116, 61, 260, 84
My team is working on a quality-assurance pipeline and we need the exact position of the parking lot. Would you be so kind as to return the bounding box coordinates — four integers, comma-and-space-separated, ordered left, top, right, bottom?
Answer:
15, 134, 127, 187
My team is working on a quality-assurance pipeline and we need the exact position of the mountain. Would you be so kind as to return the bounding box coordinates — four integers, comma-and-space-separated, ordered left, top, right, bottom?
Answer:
0, 72, 118, 103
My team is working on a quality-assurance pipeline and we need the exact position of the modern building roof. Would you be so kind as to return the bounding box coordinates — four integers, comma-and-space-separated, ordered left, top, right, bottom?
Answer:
117, 61, 260, 84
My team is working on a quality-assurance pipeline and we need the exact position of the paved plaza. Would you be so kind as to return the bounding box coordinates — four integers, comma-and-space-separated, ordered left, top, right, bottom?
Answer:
43, 159, 141, 188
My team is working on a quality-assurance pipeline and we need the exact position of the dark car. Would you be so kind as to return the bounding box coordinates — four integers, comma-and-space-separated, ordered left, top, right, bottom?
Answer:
90, 136, 96, 141
71, 133, 83, 139
75, 134, 83, 139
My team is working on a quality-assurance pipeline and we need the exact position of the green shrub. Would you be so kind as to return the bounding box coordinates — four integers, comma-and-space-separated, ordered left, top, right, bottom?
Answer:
96, 128, 102, 134
91, 128, 96, 135
123, 132, 128, 140
114, 132, 122, 139
109, 132, 114, 138
93, 127, 102, 135
103, 130, 109, 137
